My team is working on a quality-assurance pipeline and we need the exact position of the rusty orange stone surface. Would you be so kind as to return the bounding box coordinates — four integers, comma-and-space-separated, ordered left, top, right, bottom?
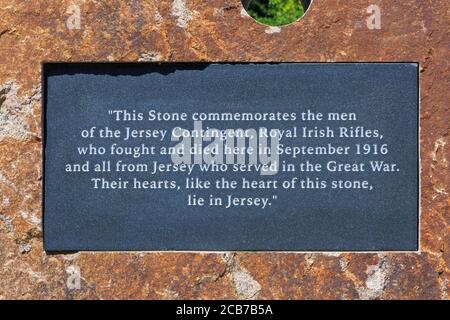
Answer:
0, 0, 448, 299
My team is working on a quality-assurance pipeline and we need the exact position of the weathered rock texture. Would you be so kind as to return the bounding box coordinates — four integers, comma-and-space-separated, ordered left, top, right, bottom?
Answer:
0, 0, 448, 299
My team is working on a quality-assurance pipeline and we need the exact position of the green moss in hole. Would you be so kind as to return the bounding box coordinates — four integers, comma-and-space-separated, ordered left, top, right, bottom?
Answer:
245, 0, 305, 27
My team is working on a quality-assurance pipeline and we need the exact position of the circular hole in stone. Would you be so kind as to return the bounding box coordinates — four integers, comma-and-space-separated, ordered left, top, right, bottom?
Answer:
241, 0, 311, 26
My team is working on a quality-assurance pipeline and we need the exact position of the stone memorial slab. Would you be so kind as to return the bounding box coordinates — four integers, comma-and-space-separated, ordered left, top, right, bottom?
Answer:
43, 63, 419, 251
1, 0, 448, 300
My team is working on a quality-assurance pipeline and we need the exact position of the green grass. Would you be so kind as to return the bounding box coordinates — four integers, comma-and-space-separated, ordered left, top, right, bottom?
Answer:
246, 0, 305, 26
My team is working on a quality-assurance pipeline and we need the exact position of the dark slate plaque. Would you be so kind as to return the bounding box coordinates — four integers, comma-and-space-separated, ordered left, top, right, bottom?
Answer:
43, 63, 419, 251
